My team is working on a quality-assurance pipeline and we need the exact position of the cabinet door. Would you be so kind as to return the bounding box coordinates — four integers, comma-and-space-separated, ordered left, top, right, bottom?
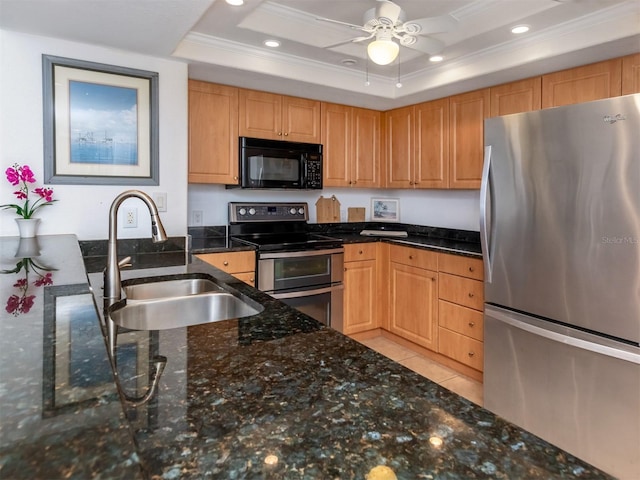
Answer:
449, 89, 489, 189
541, 58, 622, 108
196, 251, 255, 275
321, 102, 351, 187
351, 107, 381, 188
385, 106, 414, 188
621, 52, 640, 95
343, 259, 378, 335
490, 77, 541, 117
388, 262, 438, 351
282, 96, 321, 143
414, 98, 449, 188
238, 89, 282, 140
188, 80, 239, 184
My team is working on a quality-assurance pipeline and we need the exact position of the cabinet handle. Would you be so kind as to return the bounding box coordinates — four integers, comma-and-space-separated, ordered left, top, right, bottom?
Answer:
277, 131, 283, 136
223, 261, 229, 266
468, 292, 474, 298
431, 277, 436, 282
468, 321, 475, 327
284, 132, 289, 136
468, 352, 475, 357
409, 255, 414, 260
469, 266, 475, 272
358, 250, 363, 255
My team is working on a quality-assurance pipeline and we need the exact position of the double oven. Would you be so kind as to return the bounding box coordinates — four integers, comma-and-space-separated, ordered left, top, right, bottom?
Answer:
228, 202, 343, 328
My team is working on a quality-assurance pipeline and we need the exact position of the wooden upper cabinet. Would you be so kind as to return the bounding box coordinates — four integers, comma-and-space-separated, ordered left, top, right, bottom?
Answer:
385, 105, 414, 188
449, 88, 490, 189
490, 77, 542, 117
414, 98, 449, 188
239, 89, 320, 143
322, 104, 381, 188
541, 58, 622, 108
322, 103, 351, 187
188, 80, 239, 184
622, 52, 640, 95
351, 107, 381, 188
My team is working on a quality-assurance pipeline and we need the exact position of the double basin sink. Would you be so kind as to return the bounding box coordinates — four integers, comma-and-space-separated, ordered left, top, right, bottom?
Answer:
109, 274, 263, 330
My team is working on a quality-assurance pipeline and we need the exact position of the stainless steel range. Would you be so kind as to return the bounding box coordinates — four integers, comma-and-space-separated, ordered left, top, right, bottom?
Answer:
228, 202, 344, 328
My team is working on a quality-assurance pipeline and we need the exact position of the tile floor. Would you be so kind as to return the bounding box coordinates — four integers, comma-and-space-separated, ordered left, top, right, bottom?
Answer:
353, 335, 484, 407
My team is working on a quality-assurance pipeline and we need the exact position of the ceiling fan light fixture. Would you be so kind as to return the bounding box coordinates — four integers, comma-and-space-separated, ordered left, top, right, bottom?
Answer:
367, 39, 399, 65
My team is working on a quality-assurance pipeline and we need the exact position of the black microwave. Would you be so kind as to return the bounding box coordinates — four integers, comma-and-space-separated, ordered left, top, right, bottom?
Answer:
236, 137, 323, 189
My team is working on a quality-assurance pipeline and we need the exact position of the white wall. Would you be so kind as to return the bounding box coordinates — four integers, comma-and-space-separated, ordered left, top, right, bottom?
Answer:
188, 184, 481, 231
0, 30, 189, 240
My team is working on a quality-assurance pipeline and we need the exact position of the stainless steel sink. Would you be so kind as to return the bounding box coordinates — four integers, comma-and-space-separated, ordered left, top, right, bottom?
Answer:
109, 292, 263, 330
123, 277, 223, 301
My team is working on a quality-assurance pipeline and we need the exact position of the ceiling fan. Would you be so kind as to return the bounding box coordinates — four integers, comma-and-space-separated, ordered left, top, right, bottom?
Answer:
317, 0, 458, 65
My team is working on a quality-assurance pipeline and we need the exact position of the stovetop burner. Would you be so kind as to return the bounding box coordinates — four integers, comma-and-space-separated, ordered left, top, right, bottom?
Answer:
228, 202, 343, 252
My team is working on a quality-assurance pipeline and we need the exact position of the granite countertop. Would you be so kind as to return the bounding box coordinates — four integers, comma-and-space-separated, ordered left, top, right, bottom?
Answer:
0, 234, 611, 479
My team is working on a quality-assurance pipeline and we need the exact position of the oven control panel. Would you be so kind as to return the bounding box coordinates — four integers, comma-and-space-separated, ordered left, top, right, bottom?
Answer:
229, 202, 309, 223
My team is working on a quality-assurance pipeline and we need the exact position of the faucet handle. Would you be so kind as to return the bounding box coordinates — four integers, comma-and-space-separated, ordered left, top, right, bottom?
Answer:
118, 256, 132, 269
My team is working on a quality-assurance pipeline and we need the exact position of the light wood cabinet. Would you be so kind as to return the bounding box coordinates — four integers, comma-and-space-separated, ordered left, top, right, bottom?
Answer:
621, 53, 640, 95
342, 243, 379, 335
388, 245, 439, 351
541, 58, 622, 108
196, 251, 256, 287
385, 99, 449, 189
322, 103, 381, 188
449, 88, 490, 189
437, 253, 484, 372
490, 77, 542, 117
239, 89, 321, 143
188, 80, 239, 184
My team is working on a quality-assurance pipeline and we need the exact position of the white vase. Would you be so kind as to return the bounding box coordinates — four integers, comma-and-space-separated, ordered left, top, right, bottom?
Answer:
15, 218, 40, 238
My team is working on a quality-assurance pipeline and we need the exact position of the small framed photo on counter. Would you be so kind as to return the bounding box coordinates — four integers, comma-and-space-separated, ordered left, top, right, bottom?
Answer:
371, 198, 400, 222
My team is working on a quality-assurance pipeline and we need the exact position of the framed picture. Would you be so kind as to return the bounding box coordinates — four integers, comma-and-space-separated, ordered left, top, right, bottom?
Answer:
371, 197, 400, 222
42, 55, 159, 185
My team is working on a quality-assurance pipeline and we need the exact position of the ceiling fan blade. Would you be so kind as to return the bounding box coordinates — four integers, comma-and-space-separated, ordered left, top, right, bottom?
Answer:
403, 14, 458, 34
316, 16, 365, 30
406, 35, 445, 55
324, 35, 374, 49
375, 0, 403, 25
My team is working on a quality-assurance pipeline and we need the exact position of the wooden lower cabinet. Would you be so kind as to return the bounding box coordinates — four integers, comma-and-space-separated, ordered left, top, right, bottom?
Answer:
342, 243, 379, 335
388, 245, 439, 351
437, 254, 484, 372
196, 251, 255, 287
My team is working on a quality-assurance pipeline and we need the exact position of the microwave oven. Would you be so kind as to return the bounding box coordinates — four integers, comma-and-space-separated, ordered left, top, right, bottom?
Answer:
236, 137, 323, 189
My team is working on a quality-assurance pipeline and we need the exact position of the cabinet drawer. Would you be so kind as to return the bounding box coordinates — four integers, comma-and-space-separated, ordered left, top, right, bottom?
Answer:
344, 243, 377, 262
438, 300, 483, 341
439, 327, 484, 371
439, 253, 483, 280
438, 273, 484, 310
196, 251, 255, 274
389, 244, 438, 270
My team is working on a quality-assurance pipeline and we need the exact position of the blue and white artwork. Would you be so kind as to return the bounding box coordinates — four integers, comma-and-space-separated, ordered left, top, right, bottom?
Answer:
69, 81, 138, 165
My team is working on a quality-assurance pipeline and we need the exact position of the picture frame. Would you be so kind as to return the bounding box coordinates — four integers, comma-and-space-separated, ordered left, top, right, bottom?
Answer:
42, 55, 159, 185
371, 197, 400, 222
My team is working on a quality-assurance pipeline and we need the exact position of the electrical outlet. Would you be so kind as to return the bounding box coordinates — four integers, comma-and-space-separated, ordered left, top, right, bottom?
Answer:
192, 210, 203, 226
124, 208, 137, 228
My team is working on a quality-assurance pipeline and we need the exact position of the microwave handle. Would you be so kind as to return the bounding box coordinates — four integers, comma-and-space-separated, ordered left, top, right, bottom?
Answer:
302, 153, 309, 188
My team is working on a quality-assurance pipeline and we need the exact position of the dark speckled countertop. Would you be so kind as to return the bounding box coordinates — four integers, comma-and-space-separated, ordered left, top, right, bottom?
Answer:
0, 234, 612, 479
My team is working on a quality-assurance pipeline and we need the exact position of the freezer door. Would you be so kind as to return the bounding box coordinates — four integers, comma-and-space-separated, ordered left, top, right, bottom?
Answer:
484, 304, 640, 480
482, 94, 640, 343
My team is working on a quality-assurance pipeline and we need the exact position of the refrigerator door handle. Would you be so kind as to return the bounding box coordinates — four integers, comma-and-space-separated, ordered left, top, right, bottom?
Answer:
486, 305, 640, 364
480, 145, 493, 283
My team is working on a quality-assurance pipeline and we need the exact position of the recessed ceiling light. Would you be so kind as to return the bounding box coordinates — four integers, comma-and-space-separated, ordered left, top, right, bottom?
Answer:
429, 55, 444, 62
263, 40, 280, 48
511, 25, 530, 34
225, 0, 244, 5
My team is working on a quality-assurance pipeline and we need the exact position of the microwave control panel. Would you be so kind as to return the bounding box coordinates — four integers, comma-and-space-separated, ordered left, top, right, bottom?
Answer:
229, 202, 309, 223
305, 156, 322, 189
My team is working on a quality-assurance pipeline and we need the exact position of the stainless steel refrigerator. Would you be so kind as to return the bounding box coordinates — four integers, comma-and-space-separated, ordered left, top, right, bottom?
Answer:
481, 93, 640, 480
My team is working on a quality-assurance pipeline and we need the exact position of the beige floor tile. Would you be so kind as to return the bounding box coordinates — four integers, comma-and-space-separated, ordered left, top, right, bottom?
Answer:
359, 337, 417, 362
398, 355, 459, 383
439, 375, 484, 406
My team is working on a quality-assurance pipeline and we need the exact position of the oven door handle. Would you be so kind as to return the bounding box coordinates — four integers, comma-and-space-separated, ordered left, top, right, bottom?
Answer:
260, 248, 343, 259
270, 284, 344, 300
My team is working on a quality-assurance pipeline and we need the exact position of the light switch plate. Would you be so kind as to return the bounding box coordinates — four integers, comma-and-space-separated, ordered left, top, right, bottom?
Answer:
153, 192, 167, 212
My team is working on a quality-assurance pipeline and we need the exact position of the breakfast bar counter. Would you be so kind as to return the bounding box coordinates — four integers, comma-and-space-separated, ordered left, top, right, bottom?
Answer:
0, 235, 612, 479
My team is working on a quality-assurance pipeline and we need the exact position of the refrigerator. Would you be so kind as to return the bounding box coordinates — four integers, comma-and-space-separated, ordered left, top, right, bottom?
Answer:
481, 93, 640, 480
